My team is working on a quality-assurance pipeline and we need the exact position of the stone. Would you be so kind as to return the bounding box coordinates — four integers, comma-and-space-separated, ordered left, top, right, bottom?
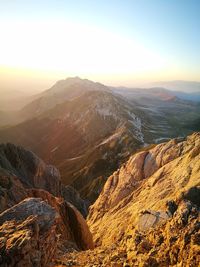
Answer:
0, 198, 58, 267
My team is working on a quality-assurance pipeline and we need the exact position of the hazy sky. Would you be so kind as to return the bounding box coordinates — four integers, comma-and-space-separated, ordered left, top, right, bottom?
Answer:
0, 0, 200, 91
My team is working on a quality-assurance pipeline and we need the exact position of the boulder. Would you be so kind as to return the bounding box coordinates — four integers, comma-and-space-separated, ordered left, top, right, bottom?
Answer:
0, 198, 58, 267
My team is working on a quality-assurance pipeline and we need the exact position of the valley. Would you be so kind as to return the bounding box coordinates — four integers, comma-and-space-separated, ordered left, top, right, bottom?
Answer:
0, 77, 199, 266
0, 78, 199, 206
1, 0, 200, 266
0, 133, 199, 266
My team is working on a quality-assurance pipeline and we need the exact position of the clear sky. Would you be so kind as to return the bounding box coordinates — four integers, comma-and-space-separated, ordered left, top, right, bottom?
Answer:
0, 0, 200, 91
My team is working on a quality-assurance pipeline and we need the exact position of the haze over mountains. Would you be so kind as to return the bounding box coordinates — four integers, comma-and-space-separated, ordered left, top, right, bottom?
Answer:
0, 77, 200, 204
1, 0, 200, 265
150, 80, 200, 92
0, 77, 200, 266
1, 78, 200, 113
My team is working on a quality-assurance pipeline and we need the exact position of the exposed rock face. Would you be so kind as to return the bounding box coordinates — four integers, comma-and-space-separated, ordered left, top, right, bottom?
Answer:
0, 142, 95, 265
62, 185, 88, 218
0, 198, 58, 267
0, 143, 86, 215
0, 143, 61, 196
0, 195, 94, 267
0, 167, 28, 213
52, 133, 200, 267
56, 200, 199, 267
29, 189, 94, 250
124, 200, 200, 266
87, 132, 200, 266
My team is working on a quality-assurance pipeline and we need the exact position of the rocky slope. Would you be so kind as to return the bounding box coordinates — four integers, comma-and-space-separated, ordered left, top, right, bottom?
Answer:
75, 132, 200, 266
0, 143, 87, 216
0, 198, 58, 267
88, 132, 200, 243
46, 132, 200, 267
0, 144, 94, 266
112, 86, 200, 142
55, 198, 199, 267
0, 197, 94, 267
0, 133, 199, 266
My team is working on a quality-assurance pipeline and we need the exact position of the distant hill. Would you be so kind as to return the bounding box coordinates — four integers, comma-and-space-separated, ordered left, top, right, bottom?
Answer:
112, 84, 200, 102
1, 77, 200, 205
150, 80, 200, 92
21, 76, 110, 119
0, 89, 34, 111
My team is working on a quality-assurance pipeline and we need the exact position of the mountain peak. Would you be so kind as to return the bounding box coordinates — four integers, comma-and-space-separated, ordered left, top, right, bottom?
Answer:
49, 76, 108, 93
65, 76, 84, 82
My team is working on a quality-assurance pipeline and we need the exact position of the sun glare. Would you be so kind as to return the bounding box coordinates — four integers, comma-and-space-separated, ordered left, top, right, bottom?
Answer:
0, 20, 167, 79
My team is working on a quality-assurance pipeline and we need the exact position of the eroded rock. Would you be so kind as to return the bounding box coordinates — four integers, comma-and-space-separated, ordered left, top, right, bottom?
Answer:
0, 198, 58, 267
0, 143, 87, 216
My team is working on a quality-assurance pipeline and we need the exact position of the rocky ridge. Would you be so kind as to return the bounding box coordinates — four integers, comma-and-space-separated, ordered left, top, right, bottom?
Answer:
0, 132, 199, 266
45, 132, 200, 267
54, 199, 199, 267
0, 198, 59, 267
88, 133, 200, 242
0, 197, 94, 267
0, 143, 87, 216
0, 143, 94, 266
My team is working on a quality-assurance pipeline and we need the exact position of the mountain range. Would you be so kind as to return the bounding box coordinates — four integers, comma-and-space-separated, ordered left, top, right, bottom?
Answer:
0, 77, 199, 266
0, 77, 200, 206
150, 80, 200, 92
0, 132, 199, 266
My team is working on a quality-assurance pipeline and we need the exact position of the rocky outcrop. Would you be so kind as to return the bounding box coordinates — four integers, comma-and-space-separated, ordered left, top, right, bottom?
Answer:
54, 133, 200, 267
0, 143, 61, 196
124, 200, 200, 266
0, 143, 86, 215
57, 200, 199, 267
0, 198, 58, 267
88, 132, 200, 249
0, 143, 94, 266
61, 185, 88, 218
0, 127, 199, 266
0, 195, 94, 267
0, 167, 28, 213
29, 189, 94, 250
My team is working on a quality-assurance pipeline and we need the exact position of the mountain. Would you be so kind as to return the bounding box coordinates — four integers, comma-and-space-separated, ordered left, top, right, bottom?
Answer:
112, 86, 200, 141
150, 80, 200, 93
0, 90, 144, 204
148, 80, 200, 101
174, 90, 200, 102
62, 132, 199, 267
0, 77, 200, 205
0, 89, 34, 111
0, 77, 109, 127
113, 84, 200, 102
0, 143, 94, 266
0, 133, 199, 266
0, 143, 87, 216
111, 86, 177, 101
20, 76, 110, 120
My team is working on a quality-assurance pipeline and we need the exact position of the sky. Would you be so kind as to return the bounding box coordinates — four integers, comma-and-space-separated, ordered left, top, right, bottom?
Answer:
0, 0, 200, 91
